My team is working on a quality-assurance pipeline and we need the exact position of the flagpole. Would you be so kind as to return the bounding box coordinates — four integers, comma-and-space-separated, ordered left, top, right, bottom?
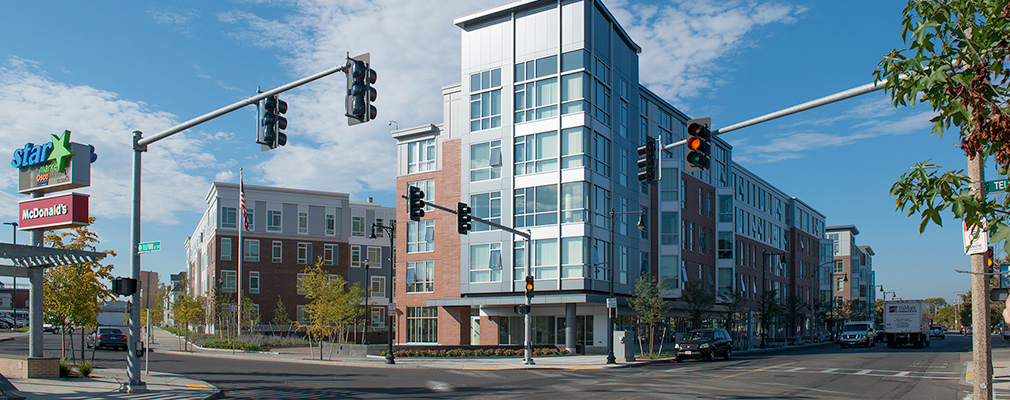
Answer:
237, 168, 243, 338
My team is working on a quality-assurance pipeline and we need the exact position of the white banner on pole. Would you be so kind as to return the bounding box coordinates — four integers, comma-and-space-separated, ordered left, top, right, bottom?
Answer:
963, 220, 989, 255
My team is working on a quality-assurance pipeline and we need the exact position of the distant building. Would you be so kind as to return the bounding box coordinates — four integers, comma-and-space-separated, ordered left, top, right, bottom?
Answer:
826, 225, 876, 319
184, 182, 394, 340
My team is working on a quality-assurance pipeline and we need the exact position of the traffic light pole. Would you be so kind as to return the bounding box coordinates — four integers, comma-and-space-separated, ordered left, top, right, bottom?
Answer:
406, 198, 534, 364
126, 61, 353, 393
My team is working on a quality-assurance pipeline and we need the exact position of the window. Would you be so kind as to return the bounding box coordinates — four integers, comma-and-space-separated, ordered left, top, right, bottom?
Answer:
221, 207, 237, 229
367, 247, 382, 269
515, 185, 558, 228
371, 307, 386, 327
298, 211, 308, 234
719, 195, 733, 223
534, 238, 559, 279
661, 212, 679, 245
244, 239, 260, 262
560, 49, 590, 115
470, 68, 502, 131
407, 221, 434, 253
352, 217, 366, 237
406, 306, 438, 343
836, 276, 844, 292
661, 168, 679, 202
221, 238, 232, 261
326, 213, 336, 236
470, 140, 502, 181
515, 55, 559, 122
561, 126, 589, 168
592, 185, 610, 229
407, 261, 434, 293
593, 132, 610, 177
561, 182, 588, 223
515, 130, 560, 175
514, 241, 527, 281
324, 244, 337, 266
249, 271, 260, 294
561, 237, 585, 278
593, 239, 610, 281
221, 270, 237, 293
593, 57, 611, 125
407, 138, 436, 174
297, 243, 312, 264
371, 276, 386, 298
351, 245, 363, 268
267, 210, 282, 232
375, 219, 385, 237
297, 305, 309, 324
470, 243, 502, 283
718, 232, 733, 259
470, 192, 501, 232
297, 273, 309, 295
271, 241, 282, 263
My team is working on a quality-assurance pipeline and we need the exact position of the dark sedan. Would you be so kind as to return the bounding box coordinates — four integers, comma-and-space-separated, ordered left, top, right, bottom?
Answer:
86, 327, 127, 350
675, 328, 733, 362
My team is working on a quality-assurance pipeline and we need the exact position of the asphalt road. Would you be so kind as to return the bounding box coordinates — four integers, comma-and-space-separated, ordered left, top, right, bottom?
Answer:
0, 331, 986, 399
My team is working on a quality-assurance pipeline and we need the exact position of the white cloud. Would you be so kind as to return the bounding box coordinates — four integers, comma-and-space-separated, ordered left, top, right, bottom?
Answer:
0, 58, 220, 225
608, 0, 805, 104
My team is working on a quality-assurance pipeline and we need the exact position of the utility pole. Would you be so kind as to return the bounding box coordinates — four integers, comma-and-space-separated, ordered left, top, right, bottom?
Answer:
968, 153, 992, 400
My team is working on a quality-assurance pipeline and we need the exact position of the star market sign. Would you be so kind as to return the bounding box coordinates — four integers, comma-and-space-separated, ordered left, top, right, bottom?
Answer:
13, 130, 94, 194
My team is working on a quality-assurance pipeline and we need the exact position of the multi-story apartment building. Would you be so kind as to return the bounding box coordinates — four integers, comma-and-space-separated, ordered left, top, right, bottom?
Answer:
184, 182, 395, 338
389, 0, 832, 352
826, 225, 876, 319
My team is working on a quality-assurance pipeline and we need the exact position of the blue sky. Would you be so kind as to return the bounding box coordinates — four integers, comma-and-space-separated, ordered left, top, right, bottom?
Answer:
0, 0, 980, 304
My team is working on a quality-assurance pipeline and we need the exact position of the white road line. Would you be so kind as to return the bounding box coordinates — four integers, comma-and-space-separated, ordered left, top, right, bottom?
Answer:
854, 369, 873, 375
894, 371, 911, 377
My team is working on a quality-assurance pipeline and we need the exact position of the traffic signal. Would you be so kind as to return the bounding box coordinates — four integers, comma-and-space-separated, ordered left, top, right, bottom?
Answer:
259, 95, 288, 149
457, 202, 472, 235
636, 136, 657, 182
685, 117, 711, 172
525, 275, 534, 299
514, 304, 530, 314
987, 246, 995, 273
408, 186, 426, 221
346, 54, 377, 126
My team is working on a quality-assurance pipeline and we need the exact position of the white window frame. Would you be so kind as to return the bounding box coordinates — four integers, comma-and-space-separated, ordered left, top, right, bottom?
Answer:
221, 270, 237, 293
249, 271, 260, 294
243, 239, 260, 262
297, 242, 311, 265
267, 210, 282, 232
220, 237, 232, 261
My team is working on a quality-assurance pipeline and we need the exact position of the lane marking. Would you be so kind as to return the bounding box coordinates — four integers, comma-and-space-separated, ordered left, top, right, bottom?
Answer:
854, 369, 872, 375
717, 362, 797, 381
184, 384, 211, 389
895, 371, 910, 377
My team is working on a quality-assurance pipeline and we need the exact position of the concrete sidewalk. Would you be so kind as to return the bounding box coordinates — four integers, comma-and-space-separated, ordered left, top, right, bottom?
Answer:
963, 334, 1010, 396
0, 329, 220, 400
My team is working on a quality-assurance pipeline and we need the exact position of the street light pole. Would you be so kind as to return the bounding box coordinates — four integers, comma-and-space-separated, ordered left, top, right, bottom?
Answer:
606, 209, 645, 364
369, 222, 396, 364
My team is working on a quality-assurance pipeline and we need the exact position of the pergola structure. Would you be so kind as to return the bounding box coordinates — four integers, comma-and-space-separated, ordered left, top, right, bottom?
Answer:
0, 242, 107, 359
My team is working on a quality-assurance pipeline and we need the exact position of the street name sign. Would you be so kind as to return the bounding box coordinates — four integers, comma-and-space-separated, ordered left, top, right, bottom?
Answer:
137, 241, 161, 254
988, 179, 1009, 193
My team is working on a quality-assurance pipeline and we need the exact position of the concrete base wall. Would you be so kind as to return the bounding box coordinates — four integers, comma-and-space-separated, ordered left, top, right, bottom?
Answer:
0, 356, 59, 379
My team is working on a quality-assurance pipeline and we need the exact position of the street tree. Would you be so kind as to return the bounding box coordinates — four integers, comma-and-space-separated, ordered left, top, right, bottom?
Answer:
171, 291, 206, 351
298, 258, 364, 360
782, 295, 808, 342
758, 289, 782, 343
629, 273, 671, 356
271, 296, 292, 335
682, 281, 715, 330
719, 290, 748, 343
42, 218, 115, 362
876, 1, 1010, 245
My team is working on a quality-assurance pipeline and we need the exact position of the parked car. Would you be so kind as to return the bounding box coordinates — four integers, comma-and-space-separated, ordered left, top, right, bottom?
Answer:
675, 328, 733, 362
876, 323, 886, 342
839, 321, 876, 348
42, 323, 59, 334
0, 319, 12, 329
929, 325, 945, 339
86, 327, 128, 350
963, 326, 973, 335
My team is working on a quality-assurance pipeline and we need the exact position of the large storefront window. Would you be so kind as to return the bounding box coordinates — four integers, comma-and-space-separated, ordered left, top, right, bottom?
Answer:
406, 306, 438, 343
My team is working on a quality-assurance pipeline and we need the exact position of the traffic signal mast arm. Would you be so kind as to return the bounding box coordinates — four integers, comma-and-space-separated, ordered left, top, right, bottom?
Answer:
657, 76, 893, 154
137, 60, 354, 149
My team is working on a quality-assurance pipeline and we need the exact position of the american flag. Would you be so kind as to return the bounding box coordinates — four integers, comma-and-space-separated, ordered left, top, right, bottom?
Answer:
240, 178, 249, 231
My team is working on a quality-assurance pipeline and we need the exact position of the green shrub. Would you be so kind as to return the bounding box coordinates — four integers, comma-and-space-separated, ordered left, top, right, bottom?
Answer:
59, 359, 71, 377
202, 340, 270, 352
393, 347, 570, 358
76, 361, 94, 377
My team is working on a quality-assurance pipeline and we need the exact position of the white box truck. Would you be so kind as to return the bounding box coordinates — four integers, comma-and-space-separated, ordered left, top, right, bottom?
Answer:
883, 299, 931, 348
